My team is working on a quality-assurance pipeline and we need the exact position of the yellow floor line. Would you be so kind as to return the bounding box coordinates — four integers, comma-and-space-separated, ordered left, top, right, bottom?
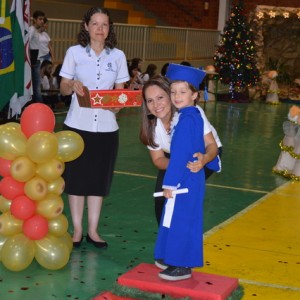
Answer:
200, 181, 300, 299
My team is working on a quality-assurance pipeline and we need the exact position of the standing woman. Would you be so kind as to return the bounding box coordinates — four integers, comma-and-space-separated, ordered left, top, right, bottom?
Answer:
60, 7, 129, 248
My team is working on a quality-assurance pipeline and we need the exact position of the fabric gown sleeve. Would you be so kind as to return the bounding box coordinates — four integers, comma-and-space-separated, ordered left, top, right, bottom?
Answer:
163, 115, 203, 190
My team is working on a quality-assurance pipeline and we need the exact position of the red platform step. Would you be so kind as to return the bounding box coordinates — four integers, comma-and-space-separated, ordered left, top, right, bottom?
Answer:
117, 263, 239, 300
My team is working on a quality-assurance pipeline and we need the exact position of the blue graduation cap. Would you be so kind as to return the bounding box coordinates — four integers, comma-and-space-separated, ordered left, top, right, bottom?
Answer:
166, 63, 206, 90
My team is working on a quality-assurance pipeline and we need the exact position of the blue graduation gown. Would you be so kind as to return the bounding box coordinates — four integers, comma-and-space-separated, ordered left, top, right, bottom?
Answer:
154, 106, 206, 268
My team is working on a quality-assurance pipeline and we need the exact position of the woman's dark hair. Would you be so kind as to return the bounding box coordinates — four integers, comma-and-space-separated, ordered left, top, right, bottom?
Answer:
77, 7, 117, 49
52, 64, 63, 86
142, 63, 157, 79
33, 10, 45, 19
130, 58, 142, 72
139, 75, 175, 147
128, 65, 138, 78
160, 63, 169, 76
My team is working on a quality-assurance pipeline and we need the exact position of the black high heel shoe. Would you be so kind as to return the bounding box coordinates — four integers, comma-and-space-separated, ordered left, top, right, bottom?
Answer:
86, 234, 108, 249
73, 236, 83, 248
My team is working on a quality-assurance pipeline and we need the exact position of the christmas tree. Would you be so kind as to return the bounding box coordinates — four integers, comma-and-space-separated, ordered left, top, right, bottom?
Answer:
214, 0, 260, 100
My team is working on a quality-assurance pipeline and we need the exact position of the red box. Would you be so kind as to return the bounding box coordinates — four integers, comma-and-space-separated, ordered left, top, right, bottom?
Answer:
77, 87, 142, 108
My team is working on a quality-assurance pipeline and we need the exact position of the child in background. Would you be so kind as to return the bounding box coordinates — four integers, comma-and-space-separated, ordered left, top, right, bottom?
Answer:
154, 63, 220, 281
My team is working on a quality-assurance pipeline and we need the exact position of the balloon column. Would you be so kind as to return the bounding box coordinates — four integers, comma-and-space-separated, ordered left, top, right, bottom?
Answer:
0, 104, 84, 271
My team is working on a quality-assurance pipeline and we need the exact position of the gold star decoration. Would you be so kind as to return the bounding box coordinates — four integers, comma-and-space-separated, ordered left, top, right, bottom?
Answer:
256, 11, 264, 19
283, 12, 290, 18
268, 11, 276, 18
91, 93, 103, 105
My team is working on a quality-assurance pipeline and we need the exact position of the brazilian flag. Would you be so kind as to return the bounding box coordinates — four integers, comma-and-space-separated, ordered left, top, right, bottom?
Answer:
0, 0, 24, 111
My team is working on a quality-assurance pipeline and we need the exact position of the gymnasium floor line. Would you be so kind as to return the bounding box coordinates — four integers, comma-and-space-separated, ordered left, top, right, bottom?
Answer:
200, 180, 300, 299
114, 170, 269, 194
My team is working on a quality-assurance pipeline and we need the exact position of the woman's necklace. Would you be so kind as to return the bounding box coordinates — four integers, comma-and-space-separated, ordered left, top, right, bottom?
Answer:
163, 122, 171, 135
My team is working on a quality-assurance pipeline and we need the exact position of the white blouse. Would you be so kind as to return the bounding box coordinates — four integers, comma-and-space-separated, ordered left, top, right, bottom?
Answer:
148, 105, 221, 152
60, 45, 129, 132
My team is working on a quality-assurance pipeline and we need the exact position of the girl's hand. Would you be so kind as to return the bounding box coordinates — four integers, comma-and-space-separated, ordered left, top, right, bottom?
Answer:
163, 189, 174, 199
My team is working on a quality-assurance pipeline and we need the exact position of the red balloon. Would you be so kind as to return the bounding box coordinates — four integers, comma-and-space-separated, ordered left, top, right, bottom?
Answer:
23, 214, 49, 240
20, 103, 55, 138
0, 176, 25, 200
11, 195, 36, 220
0, 158, 12, 177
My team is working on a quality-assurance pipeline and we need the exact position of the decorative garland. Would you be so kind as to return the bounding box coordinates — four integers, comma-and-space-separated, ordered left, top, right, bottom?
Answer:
267, 89, 280, 94
266, 101, 280, 105
248, 5, 300, 73
272, 168, 300, 181
273, 139, 300, 181
278, 140, 300, 159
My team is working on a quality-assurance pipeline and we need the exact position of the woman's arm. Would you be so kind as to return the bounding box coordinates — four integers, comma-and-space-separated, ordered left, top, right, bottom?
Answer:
49, 41, 55, 62
60, 77, 84, 96
187, 132, 218, 173
149, 149, 169, 170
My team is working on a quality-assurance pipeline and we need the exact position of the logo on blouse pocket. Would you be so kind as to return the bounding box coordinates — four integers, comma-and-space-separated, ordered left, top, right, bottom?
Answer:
105, 62, 116, 72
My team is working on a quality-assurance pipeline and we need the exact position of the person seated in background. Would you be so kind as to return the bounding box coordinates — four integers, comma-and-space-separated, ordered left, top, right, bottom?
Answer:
52, 63, 71, 107
128, 65, 143, 90
129, 57, 144, 87
40, 60, 58, 108
40, 60, 54, 90
140, 63, 157, 83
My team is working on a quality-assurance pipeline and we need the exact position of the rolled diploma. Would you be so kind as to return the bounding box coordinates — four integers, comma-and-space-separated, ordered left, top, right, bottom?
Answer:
153, 188, 189, 197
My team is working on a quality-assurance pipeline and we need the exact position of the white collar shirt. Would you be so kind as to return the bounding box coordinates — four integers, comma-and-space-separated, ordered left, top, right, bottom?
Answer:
60, 45, 129, 132
147, 105, 213, 152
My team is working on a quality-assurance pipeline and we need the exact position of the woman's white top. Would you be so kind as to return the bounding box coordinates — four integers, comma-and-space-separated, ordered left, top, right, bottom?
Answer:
60, 45, 129, 132
38, 31, 51, 58
148, 105, 222, 152
141, 73, 150, 83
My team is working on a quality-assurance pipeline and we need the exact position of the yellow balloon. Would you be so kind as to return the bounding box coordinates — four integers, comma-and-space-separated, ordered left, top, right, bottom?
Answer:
47, 177, 65, 195
26, 131, 58, 164
59, 232, 73, 253
0, 212, 23, 236
36, 193, 64, 219
0, 195, 12, 213
0, 123, 27, 160
24, 176, 48, 201
10, 156, 36, 182
35, 234, 70, 270
2, 122, 21, 130
36, 159, 65, 182
0, 233, 8, 261
1, 233, 36, 271
48, 214, 68, 237
56, 130, 84, 162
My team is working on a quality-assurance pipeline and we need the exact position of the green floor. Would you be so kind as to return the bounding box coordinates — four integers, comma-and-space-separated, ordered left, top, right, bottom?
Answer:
0, 101, 291, 299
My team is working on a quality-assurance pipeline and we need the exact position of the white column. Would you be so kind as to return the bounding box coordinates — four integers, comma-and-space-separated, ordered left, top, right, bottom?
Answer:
218, 0, 232, 33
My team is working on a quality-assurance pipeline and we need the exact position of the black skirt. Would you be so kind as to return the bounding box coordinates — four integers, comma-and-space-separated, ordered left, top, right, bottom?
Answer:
62, 125, 119, 196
